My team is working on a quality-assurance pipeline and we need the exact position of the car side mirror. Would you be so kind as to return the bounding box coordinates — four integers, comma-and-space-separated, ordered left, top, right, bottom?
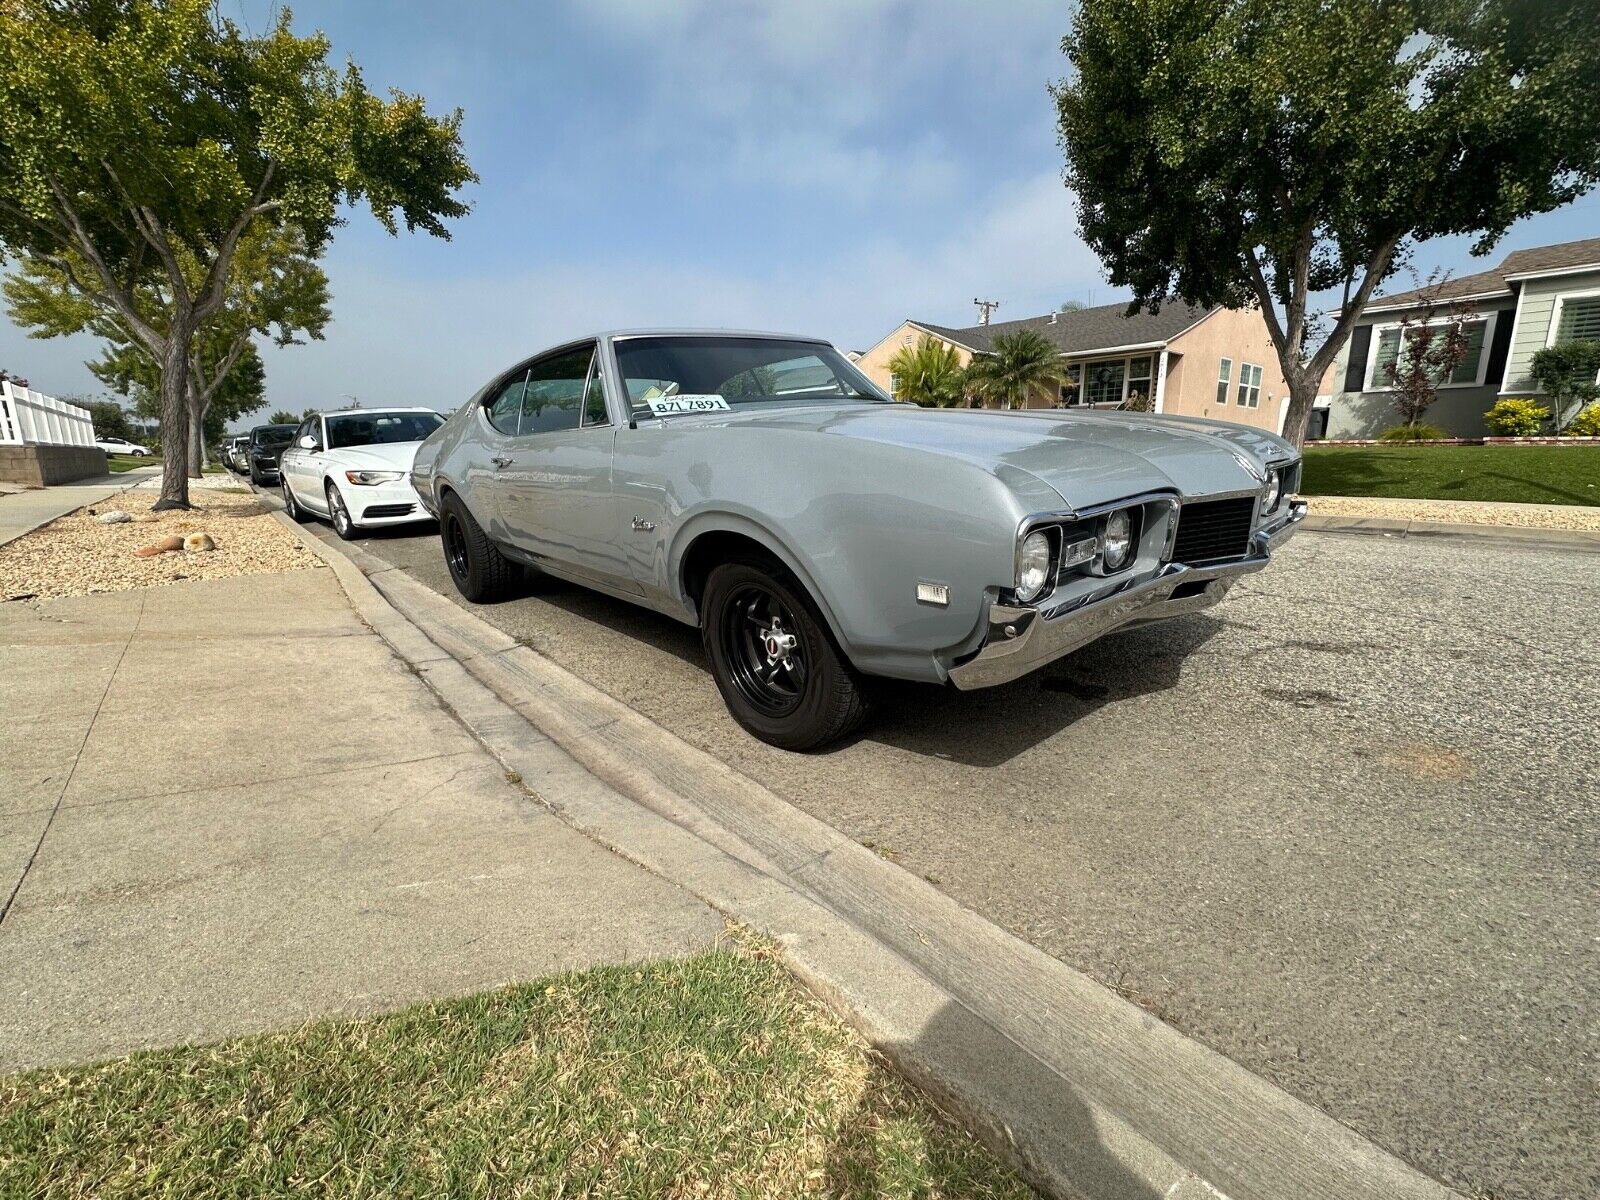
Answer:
298, 435, 316, 449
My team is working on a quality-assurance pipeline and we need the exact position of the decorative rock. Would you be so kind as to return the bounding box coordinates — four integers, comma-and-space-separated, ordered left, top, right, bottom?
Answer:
183, 532, 216, 553
96, 510, 132, 524
133, 535, 186, 559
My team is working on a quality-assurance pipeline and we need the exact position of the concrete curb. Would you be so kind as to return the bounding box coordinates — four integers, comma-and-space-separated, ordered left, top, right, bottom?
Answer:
1302, 513, 1600, 551
275, 511, 1461, 1200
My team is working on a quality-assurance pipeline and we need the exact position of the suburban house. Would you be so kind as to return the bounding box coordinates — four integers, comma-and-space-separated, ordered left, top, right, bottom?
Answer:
855, 301, 1293, 433
1316, 236, 1600, 439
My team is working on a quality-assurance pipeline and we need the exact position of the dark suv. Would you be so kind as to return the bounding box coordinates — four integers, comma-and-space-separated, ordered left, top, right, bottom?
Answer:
246, 424, 298, 485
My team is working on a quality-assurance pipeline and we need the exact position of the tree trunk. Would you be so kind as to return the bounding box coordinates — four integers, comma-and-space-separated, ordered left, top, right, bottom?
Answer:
153, 331, 193, 511
185, 386, 212, 478
1279, 372, 1320, 449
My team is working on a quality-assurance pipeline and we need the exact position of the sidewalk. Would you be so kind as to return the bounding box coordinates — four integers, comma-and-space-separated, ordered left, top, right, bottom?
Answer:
0, 474, 140, 548
0, 564, 720, 1071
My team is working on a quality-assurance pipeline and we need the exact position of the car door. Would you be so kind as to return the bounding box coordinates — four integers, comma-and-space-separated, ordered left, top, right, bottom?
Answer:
284, 417, 325, 512
493, 343, 636, 593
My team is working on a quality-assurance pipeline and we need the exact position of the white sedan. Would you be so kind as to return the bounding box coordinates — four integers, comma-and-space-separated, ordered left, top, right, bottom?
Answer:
96, 436, 149, 456
278, 407, 445, 539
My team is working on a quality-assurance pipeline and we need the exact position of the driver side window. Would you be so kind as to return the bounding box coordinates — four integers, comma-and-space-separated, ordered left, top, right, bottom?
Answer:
521, 346, 593, 436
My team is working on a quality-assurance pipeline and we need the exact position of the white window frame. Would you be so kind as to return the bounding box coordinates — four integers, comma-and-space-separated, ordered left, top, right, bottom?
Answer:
1545, 287, 1600, 348
1362, 310, 1499, 392
1216, 357, 1233, 404
1072, 353, 1159, 407
1236, 362, 1262, 408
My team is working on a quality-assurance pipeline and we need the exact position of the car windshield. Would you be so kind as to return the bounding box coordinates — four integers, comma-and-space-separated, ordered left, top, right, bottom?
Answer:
613, 337, 889, 411
253, 425, 297, 447
324, 411, 444, 449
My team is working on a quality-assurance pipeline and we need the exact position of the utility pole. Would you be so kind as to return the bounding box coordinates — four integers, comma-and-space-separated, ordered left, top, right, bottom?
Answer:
974, 298, 999, 326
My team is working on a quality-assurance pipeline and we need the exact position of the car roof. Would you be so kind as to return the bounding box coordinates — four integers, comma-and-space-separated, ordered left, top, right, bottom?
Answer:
598, 328, 830, 343
315, 406, 443, 419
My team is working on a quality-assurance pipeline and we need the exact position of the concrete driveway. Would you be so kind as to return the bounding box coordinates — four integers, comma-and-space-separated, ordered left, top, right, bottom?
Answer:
306, 511, 1599, 1200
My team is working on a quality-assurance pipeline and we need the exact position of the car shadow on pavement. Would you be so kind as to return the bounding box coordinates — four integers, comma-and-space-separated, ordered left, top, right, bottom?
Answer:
855, 615, 1224, 768
825, 997, 1166, 1199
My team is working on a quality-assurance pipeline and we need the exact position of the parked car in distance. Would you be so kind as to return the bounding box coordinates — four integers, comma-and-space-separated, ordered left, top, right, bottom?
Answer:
279, 407, 445, 539
244, 423, 297, 485
95, 436, 149, 456
225, 435, 250, 472
412, 330, 1306, 750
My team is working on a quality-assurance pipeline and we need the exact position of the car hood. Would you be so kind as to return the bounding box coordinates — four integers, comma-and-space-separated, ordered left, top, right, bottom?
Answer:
700, 404, 1294, 510
330, 442, 424, 471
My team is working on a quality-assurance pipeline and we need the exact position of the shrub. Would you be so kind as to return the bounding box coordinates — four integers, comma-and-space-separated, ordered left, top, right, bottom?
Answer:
1565, 404, 1600, 437
1378, 423, 1450, 442
1483, 398, 1550, 437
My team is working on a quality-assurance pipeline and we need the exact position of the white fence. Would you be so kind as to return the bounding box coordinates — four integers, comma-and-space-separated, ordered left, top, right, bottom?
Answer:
0, 381, 97, 448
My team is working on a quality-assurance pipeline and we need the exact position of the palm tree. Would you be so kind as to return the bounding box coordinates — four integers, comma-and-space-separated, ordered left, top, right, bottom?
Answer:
964, 329, 1063, 410
886, 335, 969, 407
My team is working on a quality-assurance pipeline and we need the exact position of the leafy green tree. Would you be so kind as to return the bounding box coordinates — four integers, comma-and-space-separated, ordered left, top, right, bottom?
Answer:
1055, 0, 1600, 445
0, 1, 474, 507
964, 330, 1063, 410
1530, 341, 1600, 432
268, 410, 298, 425
6, 223, 329, 475
886, 336, 969, 407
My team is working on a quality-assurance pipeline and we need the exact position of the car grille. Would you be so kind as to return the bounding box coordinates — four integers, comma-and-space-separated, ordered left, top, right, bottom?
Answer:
362, 503, 416, 519
1171, 497, 1256, 564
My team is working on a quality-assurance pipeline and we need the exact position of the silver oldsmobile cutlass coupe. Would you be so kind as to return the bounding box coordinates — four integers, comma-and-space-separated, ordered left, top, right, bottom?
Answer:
412, 330, 1306, 750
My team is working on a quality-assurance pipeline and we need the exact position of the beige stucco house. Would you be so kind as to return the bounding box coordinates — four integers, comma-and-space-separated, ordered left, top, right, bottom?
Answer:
855, 300, 1293, 433
1316, 236, 1600, 438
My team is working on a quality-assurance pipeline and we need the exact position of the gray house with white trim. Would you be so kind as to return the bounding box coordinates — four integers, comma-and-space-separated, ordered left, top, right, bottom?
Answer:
1318, 236, 1600, 438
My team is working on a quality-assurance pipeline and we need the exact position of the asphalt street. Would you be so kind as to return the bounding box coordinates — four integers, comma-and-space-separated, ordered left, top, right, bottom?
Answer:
297, 494, 1598, 1200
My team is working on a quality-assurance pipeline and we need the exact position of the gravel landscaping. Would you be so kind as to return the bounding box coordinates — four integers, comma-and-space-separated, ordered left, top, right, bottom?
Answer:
0, 484, 319, 600
1304, 494, 1600, 530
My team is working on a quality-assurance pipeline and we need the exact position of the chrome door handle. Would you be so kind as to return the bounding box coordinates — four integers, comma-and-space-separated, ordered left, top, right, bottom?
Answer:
490, 455, 512, 469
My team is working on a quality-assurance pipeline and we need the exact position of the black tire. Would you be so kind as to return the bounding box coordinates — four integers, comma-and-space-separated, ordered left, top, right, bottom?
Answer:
282, 479, 308, 523
700, 559, 868, 751
326, 481, 360, 541
249, 463, 263, 486
439, 491, 519, 603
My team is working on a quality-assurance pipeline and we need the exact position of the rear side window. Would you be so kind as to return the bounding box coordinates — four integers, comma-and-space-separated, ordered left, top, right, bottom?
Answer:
485, 370, 529, 435
521, 346, 593, 436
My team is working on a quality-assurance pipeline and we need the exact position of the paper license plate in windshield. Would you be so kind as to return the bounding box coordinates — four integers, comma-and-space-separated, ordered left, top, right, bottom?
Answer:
646, 395, 731, 416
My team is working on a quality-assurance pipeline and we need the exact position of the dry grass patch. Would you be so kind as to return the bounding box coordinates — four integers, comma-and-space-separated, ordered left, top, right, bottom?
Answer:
0, 941, 1034, 1199
0, 487, 318, 600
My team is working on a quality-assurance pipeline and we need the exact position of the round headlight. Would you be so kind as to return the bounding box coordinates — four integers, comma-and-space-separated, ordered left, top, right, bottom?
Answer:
1101, 509, 1134, 571
1016, 530, 1052, 603
1264, 469, 1283, 513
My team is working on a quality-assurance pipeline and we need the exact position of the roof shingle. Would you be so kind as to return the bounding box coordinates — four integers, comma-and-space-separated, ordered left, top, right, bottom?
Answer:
1369, 237, 1600, 310
911, 300, 1214, 355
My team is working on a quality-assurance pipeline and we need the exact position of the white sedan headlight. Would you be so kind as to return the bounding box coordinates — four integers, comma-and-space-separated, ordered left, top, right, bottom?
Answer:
1015, 530, 1053, 603
345, 470, 403, 486
1263, 469, 1283, 513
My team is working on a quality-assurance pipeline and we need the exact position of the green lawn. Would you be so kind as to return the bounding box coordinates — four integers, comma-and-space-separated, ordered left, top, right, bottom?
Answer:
1302, 444, 1600, 506
0, 945, 1032, 1200
105, 454, 158, 473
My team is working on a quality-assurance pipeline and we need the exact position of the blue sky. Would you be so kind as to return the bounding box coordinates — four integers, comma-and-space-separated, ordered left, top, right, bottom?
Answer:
2, 0, 1597, 423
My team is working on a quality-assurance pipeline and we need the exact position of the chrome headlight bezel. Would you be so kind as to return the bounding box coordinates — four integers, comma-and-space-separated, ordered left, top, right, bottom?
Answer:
1263, 468, 1283, 514
1099, 508, 1136, 572
1014, 529, 1054, 604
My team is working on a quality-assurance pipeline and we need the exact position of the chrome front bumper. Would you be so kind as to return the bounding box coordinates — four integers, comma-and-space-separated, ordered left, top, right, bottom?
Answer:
948, 499, 1306, 690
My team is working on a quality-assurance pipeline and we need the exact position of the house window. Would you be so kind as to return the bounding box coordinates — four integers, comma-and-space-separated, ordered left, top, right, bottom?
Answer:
1368, 316, 1491, 389
1216, 358, 1233, 404
1556, 295, 1600, 343
1085, 360, 1125, 405
889, 372, 901, 395
1126, 356, 1153, 408
1060, 363, 1082, 405
1236, 362, 1263, 408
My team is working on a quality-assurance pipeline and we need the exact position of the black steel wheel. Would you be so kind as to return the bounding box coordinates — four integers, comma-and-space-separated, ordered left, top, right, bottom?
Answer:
439, 491, 518, 603
701, 560, 867, 751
